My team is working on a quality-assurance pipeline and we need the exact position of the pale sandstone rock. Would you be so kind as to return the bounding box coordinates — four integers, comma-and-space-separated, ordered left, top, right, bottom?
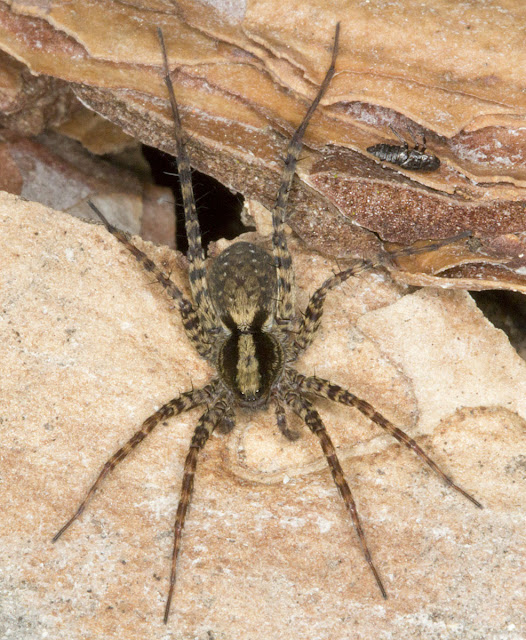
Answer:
0, 192, 525, 639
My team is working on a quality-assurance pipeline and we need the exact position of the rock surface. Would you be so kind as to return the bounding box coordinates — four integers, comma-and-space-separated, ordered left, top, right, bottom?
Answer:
0, 192, 525, 639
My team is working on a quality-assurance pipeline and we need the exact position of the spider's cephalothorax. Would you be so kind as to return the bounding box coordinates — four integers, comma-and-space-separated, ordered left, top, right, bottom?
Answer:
53, 25, 481, 623
367, 125, 441, 171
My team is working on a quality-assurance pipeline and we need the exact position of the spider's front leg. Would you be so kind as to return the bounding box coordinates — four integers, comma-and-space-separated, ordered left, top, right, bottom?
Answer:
283, 389, 387, 598
52, 383, 216, 543
164, 394, 229, 623
301, 375, 482, 509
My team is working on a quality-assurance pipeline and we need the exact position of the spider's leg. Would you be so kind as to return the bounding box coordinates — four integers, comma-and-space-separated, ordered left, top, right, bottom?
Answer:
272, 392, 300, 441
292, 259, 373, 356
283, 389, 387, 598
165, 395, 228, 624
157, 28, 219, 334
384, 230, 472, 261
88, 202, 213, 359
301, 375, 482, 509
272, 24, 340, 324
291, 230, 473, 359
52, 384, 215, 543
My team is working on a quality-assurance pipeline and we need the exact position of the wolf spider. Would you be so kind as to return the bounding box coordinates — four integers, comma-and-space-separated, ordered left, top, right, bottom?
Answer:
52, 24, 481, 623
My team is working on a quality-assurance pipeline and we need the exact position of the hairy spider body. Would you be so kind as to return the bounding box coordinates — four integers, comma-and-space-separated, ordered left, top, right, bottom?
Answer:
53, 25, 480, 623
367, 125, 440, 171
210, 241, 283, 406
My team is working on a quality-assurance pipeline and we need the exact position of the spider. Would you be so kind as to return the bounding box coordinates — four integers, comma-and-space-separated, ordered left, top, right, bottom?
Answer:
367, 124, 441, 171
52, 24, 481, 623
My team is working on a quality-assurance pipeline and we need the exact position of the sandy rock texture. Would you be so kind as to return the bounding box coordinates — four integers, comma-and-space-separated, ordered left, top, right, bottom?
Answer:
0, 192, 525, 639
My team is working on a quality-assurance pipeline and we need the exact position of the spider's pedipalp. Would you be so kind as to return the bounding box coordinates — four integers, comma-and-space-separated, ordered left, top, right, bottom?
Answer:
272, 392, 300, 441
272, 23, 340, 325
301, 376, 482, 509
216, 405, 237, 434
165, 394, 229, 624
283, 388, 387, 599
52, 384, 215, 544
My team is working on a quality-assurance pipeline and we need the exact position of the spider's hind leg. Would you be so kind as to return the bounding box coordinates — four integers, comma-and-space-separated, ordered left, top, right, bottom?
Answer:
271, 24, 340, 325
157, 28, 219, 335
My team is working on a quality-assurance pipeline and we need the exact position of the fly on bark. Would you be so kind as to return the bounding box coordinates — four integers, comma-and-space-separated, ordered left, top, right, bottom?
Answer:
367, 125, 440, 171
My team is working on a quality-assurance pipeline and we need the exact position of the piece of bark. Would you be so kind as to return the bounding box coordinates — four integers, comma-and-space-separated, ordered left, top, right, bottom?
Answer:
0, 34, 174, 245
1, 192, 524, 639
0, 1, 525, 290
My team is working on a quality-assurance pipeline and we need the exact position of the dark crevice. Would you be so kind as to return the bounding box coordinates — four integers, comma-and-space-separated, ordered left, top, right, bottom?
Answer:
471, 290, 526, 360
142, 145, 250, 253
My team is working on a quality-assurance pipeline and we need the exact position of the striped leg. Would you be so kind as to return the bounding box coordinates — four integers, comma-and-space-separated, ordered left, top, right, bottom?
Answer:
301, 376, 482, 509
164, 395, 229, 624
157, 28, 219, 335
272, 24, 340, 324
52, 384, 215, 543
88, 201, 212, 359
291, 230, 473, 359
292, 259, 372, 357
283, 390, 386, 598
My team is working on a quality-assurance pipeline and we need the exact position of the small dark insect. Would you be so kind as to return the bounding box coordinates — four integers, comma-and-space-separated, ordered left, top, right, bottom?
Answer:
52, 24, 480, 624
367, 125, 441, 171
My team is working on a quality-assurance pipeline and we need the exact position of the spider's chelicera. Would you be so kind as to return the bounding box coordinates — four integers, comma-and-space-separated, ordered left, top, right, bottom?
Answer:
53, 24, 481, 623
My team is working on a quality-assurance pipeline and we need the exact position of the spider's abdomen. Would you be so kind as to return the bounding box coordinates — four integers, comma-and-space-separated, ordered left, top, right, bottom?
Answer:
208, 241, 283, 405
208, 242, 277, 331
